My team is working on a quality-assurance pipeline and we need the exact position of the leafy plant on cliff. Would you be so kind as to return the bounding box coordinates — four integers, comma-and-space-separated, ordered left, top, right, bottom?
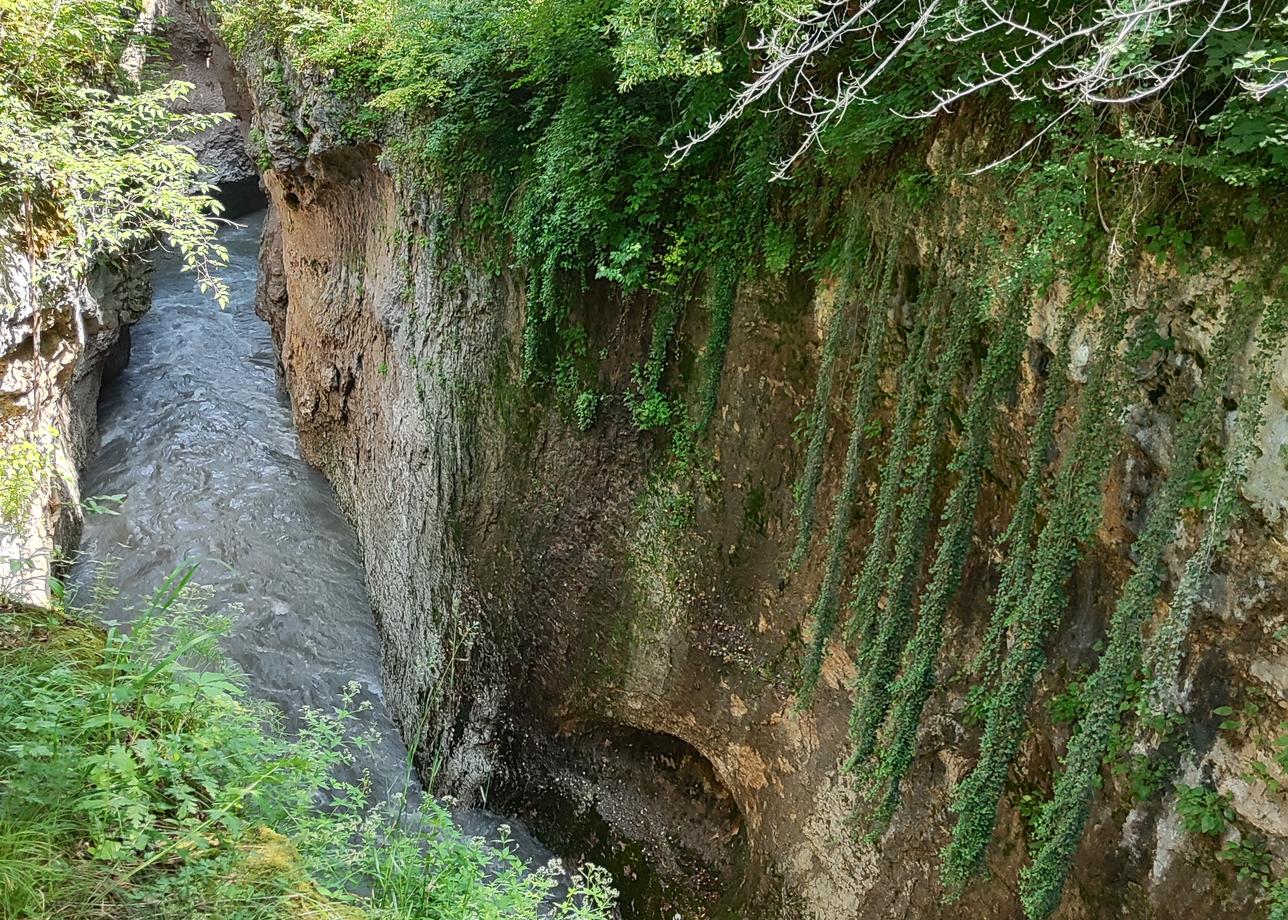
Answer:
843, 288, 938, 665
788, 210, 867, 571
0, 0, 231, 316
1020, 295, 1287, 919
795, 233, 896, 704
849, 171, 1085, 828
845, 269, 980, 766
942, 292, 1130, 896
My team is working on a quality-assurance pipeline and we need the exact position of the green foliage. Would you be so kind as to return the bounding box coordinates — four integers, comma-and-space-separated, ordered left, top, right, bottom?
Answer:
1048, 674, 1089, 727
846, 279, 979, 768
842, 292, 937, 662
852, 264, 1036, 832
0, 436, 53, 531
789, 212, 869, 570
1146, 297, 1288, 712
942, 296, 1129, 898
605, 0, 806, 91
795, 237, 895, 704
1019, 297, 1264, 919
1176, 783, 1237, 837
1, 0, 230, 310
972, 316, 1075, 687
626, 294, 686, 431
0, 573, 617, 919
696, 259, 739, 432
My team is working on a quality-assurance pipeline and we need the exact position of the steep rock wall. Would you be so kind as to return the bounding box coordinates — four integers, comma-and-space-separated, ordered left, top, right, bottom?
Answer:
242, 66, 1288, 920
0, 253, 151, 603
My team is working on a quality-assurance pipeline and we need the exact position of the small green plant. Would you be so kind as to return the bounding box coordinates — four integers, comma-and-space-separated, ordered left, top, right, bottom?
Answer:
1176, 784, 1236, 837
82, 493, 125, 516
574, 389, 599, 431
1049, 675, 1089, 727
0, 438, 53, 530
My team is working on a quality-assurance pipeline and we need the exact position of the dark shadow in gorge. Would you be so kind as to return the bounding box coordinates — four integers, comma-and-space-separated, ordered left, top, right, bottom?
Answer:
492, 723, 753, 920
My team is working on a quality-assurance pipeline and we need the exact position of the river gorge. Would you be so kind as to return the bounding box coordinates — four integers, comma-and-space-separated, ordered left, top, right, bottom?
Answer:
7, 2, 1288, 918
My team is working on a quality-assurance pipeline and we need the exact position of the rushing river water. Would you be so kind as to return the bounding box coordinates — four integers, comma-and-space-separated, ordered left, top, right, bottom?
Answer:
74, 210, 552, 861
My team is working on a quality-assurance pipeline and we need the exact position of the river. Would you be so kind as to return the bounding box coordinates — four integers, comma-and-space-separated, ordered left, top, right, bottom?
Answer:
73, 210, 553, 862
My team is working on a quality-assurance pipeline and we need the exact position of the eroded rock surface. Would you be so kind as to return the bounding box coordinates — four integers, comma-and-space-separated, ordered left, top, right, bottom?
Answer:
0, 252, 151, 602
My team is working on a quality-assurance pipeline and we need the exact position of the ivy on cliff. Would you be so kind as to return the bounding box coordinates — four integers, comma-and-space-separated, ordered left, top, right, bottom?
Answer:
847, 182, 1083, 828
843, 287, 939, 665
942, 292, 1130, 896
789, 211, 871, 571
796, 234, 897, 704
1020, 295, 1284, 920
846, 271, 979, 765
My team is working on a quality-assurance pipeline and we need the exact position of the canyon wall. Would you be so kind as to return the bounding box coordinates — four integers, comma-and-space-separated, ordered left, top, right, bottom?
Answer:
235, 41, 1288, 920
0, 254, 151, 603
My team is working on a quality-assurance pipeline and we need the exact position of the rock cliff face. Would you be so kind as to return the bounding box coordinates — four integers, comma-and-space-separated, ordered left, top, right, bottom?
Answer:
143, 0, 263, 217
0, 253, 151, 603
236, 43, 1288, 920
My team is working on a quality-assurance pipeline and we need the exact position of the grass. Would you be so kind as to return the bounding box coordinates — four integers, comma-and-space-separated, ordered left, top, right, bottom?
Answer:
0, 567, 616, 919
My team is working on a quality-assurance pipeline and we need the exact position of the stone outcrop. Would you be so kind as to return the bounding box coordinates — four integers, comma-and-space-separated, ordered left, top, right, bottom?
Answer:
0, 252, 151, 603
236, 43, 1288, 920
140, 0, 263, 217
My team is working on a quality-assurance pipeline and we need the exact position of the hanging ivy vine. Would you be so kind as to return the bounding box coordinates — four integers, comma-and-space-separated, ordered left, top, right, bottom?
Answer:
790, 215, 874, 570
797, 238, 898, 703
696, 259, 741, 432
971, 312, 1075, 687
842, 290, 942, 663
1144, 297, 1288, 714
941, 296, 1130, 897
1018, 296, 1283, 920
626, 287, 690, 431
846, 278, 980, 764
852, 270, 1042, 832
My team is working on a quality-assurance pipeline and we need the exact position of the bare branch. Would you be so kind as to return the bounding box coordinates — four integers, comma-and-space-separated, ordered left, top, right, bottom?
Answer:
670, 0, 1278, 177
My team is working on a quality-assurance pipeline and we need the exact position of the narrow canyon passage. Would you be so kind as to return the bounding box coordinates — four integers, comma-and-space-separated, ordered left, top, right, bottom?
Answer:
72, 211, 552, 862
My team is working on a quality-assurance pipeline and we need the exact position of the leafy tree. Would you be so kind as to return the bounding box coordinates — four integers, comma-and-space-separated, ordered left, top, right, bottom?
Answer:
0, 0, 231, 329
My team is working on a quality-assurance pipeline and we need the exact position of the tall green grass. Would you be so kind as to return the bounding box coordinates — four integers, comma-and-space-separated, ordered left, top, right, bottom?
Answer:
0, 565, 616, 919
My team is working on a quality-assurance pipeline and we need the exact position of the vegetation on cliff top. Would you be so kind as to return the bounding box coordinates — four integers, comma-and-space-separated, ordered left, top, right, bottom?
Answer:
213, 1, 1288, 916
